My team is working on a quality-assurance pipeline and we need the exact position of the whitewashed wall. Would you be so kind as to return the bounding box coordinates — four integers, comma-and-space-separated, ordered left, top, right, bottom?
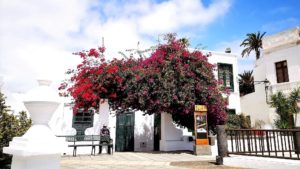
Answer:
207, 51, 241, 114
160, 113, 194, 151
241, 28, 300, 128
264, 45, 300, 84
134, 111, 154, 152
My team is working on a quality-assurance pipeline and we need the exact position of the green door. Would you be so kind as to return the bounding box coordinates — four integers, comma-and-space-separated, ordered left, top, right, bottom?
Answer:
115, 112, 134, 152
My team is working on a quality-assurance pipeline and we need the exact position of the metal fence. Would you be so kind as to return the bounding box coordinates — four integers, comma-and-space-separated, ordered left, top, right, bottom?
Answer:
226, 129, 300, 160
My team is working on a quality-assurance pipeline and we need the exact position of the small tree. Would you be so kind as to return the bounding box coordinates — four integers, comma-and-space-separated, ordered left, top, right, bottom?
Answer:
0, 91, 32, 165
270, 87, 300, 129
289, 87, 300, 125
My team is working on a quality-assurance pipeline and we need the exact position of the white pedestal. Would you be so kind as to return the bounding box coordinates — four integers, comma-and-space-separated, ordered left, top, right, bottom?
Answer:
3, 80, 65, 169
11, 155, 60, 169
3, 124, 66, 169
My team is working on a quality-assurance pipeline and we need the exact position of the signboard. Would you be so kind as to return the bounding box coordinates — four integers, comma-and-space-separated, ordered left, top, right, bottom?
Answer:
194, 105, 208, 145
195, 105, 207, 112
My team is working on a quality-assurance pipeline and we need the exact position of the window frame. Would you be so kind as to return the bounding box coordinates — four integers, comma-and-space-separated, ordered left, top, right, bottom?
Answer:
217, 63, 234, 92
275, 60, 289, 83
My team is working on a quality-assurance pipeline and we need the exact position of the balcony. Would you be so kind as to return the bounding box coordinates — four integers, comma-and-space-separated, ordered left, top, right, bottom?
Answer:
268, 81, 300, 97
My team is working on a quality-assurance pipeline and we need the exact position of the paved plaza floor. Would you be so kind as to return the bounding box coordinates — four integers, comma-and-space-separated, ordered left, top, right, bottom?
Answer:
61, 152, 241, 169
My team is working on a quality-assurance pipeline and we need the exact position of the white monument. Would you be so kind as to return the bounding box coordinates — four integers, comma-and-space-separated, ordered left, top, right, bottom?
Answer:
4, 80, 65, 169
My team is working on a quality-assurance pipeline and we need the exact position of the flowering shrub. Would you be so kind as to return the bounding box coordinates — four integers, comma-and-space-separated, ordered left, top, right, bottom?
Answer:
59, 46, 142, 112
60, 34, 228, 129
127, 34, 228, 129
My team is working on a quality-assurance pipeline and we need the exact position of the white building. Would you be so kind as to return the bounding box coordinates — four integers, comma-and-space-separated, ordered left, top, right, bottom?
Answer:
3, 48, 241, 154
241, 27, 300, 127
46, 49, 241, 153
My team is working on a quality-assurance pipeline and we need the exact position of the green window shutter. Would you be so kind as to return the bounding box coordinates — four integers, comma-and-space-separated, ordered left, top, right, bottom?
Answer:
217, 63, 234, 92
228, 64, 234, 92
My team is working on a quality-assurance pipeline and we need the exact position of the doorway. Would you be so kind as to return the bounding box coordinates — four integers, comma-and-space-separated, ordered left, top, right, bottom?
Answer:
115, 112, 135, 151
154, 113, 161, 151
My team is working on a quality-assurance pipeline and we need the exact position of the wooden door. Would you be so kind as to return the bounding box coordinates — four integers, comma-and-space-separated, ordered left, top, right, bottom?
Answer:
115, 112, 134, 151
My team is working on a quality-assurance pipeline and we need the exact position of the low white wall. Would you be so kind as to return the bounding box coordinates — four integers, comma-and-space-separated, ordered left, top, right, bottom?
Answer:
160, 113, 194, 151
134, 111, 154, 152
240, 88, 273, 127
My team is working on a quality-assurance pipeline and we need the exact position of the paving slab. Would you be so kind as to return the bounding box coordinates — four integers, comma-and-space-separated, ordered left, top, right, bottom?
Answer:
224, 155, 300, 169
61, 152, 238, 169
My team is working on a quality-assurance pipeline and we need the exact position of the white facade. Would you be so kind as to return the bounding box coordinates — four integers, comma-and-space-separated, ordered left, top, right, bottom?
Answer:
55, 49, 241, 153
241, 27, 300, 127
4, 49, 241, 154
207, 51, 241, 114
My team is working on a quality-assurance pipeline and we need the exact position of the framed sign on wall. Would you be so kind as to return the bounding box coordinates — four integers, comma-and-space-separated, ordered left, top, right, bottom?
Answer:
194, 105, 209, 145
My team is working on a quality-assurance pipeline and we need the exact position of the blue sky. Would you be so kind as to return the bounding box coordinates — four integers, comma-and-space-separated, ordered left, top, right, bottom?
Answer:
0, 0, 299, 107
200, 0, 300, 50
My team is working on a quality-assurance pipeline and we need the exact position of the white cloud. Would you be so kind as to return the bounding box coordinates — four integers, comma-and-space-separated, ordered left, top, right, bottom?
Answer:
0, 0, 232, 110
138, 0, 231, 34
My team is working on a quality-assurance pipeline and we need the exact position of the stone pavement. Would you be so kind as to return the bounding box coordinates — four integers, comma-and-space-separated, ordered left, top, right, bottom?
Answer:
224, 155, 300, 169
61, 152, 233, 169
61, 152, 300, 169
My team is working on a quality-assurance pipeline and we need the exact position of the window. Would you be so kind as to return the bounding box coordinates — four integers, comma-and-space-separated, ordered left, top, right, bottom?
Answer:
275, 60, 289, 83
72, 109, 94, 135
227, 109, 236, 115
218, 63, 234, 91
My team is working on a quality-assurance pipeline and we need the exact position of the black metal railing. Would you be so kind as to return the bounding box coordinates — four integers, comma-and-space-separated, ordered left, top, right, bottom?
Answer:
226, 129, 300, 160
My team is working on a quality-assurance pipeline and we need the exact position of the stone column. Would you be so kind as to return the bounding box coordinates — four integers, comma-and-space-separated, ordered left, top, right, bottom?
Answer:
294, 114, 300, 154
99, 99, 110, 128
216, 125, 228, 157
3, 80, 66, 169
159, 113, 167, 151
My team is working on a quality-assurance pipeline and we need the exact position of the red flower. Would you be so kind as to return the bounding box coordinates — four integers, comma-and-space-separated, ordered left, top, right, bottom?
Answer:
99, 47, 106, 53
88, 48, 99, 57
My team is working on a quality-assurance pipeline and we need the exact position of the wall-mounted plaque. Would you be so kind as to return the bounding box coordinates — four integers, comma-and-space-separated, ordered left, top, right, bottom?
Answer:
194, 105, 208, 145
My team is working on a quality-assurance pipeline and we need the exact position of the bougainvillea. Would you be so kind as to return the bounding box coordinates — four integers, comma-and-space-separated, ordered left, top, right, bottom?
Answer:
59, 46, 142, 112
60, 34, 228, 130
122, 34, 228, 129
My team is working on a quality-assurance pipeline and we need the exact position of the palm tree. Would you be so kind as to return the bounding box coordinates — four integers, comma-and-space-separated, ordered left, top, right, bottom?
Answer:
239, 70, 254, 96
240, 32, 266, 59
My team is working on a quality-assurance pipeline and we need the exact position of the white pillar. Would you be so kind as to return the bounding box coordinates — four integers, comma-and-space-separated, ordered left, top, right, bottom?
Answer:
99, 99, 110, 127
3, 80, 65, 169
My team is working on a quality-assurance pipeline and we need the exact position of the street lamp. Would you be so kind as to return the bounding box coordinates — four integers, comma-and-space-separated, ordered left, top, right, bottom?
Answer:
254, 78, 271, 103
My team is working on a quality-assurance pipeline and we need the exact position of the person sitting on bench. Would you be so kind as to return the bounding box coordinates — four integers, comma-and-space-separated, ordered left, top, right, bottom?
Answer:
99, 125, 113, 154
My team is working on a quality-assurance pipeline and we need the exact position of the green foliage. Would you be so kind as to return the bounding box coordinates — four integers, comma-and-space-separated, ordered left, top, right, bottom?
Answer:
240, 31, 266, 60
0, 91, 32, 165
270, 87, 300, 129
240, 114, 251, 128
226, 113, 251, 129
289, 87, 300, 115
226, 114, 241, 129
239, 70, 254, 96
